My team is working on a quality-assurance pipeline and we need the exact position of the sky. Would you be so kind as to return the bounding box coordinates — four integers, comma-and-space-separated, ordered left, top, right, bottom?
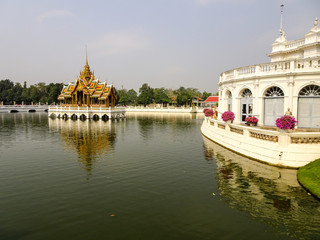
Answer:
0, 0, 319, 93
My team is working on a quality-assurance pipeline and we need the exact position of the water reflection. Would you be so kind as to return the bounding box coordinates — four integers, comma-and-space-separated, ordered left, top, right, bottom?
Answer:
0, 113, 49, 149
127, 112, 203, 140
202, 136, 320, 239
49, 118, 118, 176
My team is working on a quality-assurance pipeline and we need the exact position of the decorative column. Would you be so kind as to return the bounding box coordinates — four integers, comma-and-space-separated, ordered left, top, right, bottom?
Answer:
218, 87, 223, 113
253, 80, 259, 116
288, 76, 294, 113
234, 96, 240, 124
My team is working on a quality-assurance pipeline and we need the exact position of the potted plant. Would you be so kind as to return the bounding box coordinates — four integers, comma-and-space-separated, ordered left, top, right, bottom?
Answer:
221, 111, 235, 124
245, 116, 258, 126
203, 108, 214, 117
275, 115, 297, 132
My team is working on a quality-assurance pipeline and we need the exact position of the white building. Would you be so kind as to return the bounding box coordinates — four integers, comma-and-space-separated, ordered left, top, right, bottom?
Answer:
201, 18, 320, 168
219, 18, 320, 128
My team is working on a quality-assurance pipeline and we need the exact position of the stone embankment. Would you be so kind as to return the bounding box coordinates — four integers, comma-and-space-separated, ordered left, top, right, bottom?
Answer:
125, 106, 204, 113
0, 105, 49, 113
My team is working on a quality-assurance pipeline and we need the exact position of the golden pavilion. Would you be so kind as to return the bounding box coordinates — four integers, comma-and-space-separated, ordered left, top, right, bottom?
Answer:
58, 57, 117, 107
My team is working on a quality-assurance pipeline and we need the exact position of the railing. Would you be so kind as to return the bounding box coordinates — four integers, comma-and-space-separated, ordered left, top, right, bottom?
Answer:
238, 66, 256, 75
49, 106, 125, 112
0, 105, 49, 108
126, 106, 193, 109
285, 39, 305, 49
125, 106, 205, 113
220, 57, 320, 82
207, 118, 320, 146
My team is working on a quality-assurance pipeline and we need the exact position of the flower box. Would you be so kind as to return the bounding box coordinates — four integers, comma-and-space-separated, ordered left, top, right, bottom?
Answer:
276, 115, 297, 130
222, 111, 235, 123
245, 116, 258, 126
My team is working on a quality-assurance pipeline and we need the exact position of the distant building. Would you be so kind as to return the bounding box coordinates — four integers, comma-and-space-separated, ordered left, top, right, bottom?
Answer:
204, 96, 219, 107
192, 96, 203, 107
58, 57, 117, 107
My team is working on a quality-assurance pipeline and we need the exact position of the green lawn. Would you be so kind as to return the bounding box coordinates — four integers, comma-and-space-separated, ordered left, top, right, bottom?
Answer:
298, 158, 320, 199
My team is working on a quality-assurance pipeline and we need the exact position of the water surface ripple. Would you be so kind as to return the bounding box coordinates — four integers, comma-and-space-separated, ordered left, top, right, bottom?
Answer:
0, 112, 319, 240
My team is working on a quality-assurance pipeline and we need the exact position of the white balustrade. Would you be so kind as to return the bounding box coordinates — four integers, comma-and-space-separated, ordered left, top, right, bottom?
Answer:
220, 57, 320, 82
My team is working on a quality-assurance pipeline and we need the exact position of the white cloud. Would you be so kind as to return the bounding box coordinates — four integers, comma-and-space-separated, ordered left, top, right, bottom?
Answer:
90, 29, 151, 55
38, 10, 75, 22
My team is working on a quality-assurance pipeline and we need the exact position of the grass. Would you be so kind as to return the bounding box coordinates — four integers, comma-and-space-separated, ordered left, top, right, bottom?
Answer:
297, 158, 320, 199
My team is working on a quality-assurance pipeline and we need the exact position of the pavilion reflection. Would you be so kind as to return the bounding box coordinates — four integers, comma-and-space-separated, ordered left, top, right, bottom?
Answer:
48, 118, 118, 176
202, 136, 320, 239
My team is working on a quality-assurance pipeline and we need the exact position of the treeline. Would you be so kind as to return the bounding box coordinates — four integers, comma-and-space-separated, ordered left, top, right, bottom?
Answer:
0, 79, 214, 106
0, 79, 63, 105
116, 83, 213, 107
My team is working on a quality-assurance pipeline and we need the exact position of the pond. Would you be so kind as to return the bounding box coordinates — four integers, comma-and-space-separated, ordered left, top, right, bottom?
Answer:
0, 112, 319, 240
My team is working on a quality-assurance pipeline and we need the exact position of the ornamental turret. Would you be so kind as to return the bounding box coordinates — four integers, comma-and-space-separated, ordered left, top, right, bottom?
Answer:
80, 56, 93, 83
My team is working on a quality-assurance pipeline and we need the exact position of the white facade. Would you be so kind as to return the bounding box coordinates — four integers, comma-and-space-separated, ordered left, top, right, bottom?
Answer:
201, 18, 320, 168
218, 18, 320, 128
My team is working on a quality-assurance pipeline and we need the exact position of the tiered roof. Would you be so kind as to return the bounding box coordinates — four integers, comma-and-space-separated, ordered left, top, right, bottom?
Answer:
58, 58, 115, 101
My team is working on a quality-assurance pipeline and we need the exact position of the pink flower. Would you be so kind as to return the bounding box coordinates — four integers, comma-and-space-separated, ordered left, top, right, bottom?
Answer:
276, 115, 297, 130
222, 111, 235, 122
245, 116, 258, 124
204, 109, 214, 117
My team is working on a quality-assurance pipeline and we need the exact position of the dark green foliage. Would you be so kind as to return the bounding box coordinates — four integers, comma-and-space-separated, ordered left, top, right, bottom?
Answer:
0, 79, 63, 104
138, 83, 154, 106
202, 91, 212, 100
153, 88, 170, 105
127, 89, 138, 105
115, 88, 138, 106
119, 83, 212, 107
116, 89, 130, 106
1, 79, 213, 107
174, 87, 193, 107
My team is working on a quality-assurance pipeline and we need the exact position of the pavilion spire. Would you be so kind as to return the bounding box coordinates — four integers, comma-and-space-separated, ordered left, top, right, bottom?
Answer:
85, 44, 88, 64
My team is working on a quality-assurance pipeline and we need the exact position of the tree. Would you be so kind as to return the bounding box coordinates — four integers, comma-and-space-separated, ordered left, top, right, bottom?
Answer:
202, 91, 212, 100
175, 87, 192, 106
127, 89, 138, 105
0, 79, 14, 104
29, 85, 40, 103
12, 83, 23, 103
154, 88, 170, 105
47, 83, 63, 104
138, 83, 154, 106
186, 88, 201, 98
117, 89, 129, 106
21, 81, 29, 104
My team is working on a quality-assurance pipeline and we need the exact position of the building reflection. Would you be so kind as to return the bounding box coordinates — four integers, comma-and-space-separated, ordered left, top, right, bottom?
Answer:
202, 136, 320, 239
49, 118, 118, 176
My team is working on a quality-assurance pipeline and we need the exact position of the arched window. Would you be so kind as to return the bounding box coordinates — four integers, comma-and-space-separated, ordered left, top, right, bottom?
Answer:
241, 89, 252, 98
265, 86, 284, 97
264, 86, 284, 126
298, 84, 320, 128
240, 89, 253, 122
299, 85, 320, 96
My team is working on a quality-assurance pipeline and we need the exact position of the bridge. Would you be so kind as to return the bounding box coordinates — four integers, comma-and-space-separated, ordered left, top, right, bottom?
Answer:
48, 106, 126, 120
0, 105, 49, 113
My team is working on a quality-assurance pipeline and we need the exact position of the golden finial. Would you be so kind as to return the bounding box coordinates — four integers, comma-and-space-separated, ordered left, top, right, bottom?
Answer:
85, 44, 88, 65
